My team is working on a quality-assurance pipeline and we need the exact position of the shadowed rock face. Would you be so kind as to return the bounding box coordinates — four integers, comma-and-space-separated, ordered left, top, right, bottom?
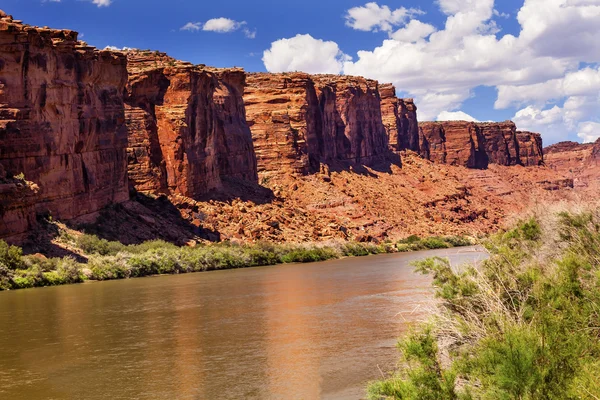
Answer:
243, 72, 390, 177
125, 51, 257, 198
0, 12, 129, 239
418, 121, 544, 168
379, 84, 419, 152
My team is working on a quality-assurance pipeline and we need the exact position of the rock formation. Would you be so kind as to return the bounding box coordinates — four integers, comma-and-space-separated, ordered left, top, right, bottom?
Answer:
544, 139, 600, 190
516, 131, 544, 167
418, 121, 544, 168
244, 73, 390, 177
125, 51, 257, 198
0, 11, 128, 239
379, 84, 419, 152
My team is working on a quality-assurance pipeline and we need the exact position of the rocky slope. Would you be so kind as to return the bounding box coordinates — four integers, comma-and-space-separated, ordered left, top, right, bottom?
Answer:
544, 140, 600, 191
418, 121, 543, 168
244, 73, 392, 177
0, 11, 128, 240
125, 51, 257, 198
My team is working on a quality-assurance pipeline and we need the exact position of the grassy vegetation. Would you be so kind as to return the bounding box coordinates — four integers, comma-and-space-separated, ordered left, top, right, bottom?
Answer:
0, 232, 472, 291
368, 209, 600, 399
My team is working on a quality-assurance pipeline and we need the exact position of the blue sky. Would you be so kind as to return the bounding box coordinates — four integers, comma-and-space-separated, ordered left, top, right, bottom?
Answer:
3, 0, 600, 144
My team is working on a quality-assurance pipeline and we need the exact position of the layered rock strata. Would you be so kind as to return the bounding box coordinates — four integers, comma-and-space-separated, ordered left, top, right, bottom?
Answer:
125, 51, 257, 198
418, 121, 544, 168
379, 84, 419, 152
544, 140, 600, 189
243, 73, 390, 176
0, 11, 128, 238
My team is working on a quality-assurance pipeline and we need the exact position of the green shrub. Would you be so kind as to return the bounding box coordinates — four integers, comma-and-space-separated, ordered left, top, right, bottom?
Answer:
370, 210, 600, 399
0, 240, 23, 270
421, 237, 450, 250
399, 235, 422, 245
444, 236, 473, 247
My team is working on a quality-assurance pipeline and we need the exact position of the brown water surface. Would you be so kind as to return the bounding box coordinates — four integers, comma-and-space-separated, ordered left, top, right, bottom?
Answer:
0, 246, 487, 399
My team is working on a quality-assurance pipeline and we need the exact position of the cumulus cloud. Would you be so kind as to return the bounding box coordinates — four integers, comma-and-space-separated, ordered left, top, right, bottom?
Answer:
263, 34, 351, 74
263, 0, 600, 143
345, 2, 423, 32
391, 20, 437, 42
203, 17, 244, 33
437, 111, 480, 122
577, 121, 600, 143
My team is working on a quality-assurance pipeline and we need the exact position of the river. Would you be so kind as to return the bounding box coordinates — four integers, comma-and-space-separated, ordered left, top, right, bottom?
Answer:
0, 246, 487, 400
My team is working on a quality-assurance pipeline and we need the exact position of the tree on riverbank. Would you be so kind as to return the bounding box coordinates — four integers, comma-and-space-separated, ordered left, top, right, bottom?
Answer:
369, 208, 600, 399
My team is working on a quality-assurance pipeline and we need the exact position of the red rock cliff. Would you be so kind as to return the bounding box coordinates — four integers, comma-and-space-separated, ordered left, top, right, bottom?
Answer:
544, 140, 599, 189
244, 72, 390, 177
380, 83, 419, 152
0, 11, 128, 239
125, 51, 257, 198
418, 121, 544, 168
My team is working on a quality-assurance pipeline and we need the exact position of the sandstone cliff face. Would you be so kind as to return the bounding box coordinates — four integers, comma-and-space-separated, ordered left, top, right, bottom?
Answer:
244, 73, 390, 176
516, 131, 544, 167
0, 12, 128, 239
379, 84, 419, 152
418, 121, 543, 168
544, 140, 599, 190
125, 51, 257, 198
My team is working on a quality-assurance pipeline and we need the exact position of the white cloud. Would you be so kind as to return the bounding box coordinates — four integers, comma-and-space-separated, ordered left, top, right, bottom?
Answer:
391, 20, 437, 42
437, 111, 480, 122
181, 18, 255, 38
345, 2, 423, 32
577, 121, 600, 142
243, 28, 257, 39
181, 22, 202, 32
104, 46, 135, 51
263, 34, 351, 74
92, 0, 111, 7
203, 18, 244, 33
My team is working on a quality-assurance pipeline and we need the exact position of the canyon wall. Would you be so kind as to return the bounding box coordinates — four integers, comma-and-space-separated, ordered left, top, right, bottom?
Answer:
418, 121, 544, 168
0, 12, 129, 239
379, 84, 419, 152
244, 72, 391, 176
544, 139, 600, 189
125, 51, 257, 198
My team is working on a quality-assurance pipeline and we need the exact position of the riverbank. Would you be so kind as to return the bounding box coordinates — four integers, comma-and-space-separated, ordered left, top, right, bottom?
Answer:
368, 207, 600, 399
0, 230, 474, 291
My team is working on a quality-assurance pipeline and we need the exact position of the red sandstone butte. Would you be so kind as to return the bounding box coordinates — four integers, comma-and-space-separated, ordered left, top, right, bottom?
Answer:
379, 83, 419, 152
0, 11, 129, 239
418, 121, 544, 168
243, 72, 390, 177
125, 51, 257, 198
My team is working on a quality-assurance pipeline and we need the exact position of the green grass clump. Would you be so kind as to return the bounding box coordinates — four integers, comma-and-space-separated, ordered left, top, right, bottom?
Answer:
368, 210, 600, 399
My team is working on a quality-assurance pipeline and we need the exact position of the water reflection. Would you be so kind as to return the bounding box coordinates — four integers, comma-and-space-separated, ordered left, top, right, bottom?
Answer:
0, 247, 487, 400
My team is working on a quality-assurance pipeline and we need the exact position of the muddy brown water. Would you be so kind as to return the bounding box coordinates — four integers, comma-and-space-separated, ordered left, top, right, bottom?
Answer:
0, 246, 487, 400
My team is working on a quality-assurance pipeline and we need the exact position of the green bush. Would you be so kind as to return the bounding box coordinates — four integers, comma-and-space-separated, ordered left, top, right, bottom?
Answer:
369, 210, 600, 399
421, 237, 450, 250
0, 240, 23, 270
